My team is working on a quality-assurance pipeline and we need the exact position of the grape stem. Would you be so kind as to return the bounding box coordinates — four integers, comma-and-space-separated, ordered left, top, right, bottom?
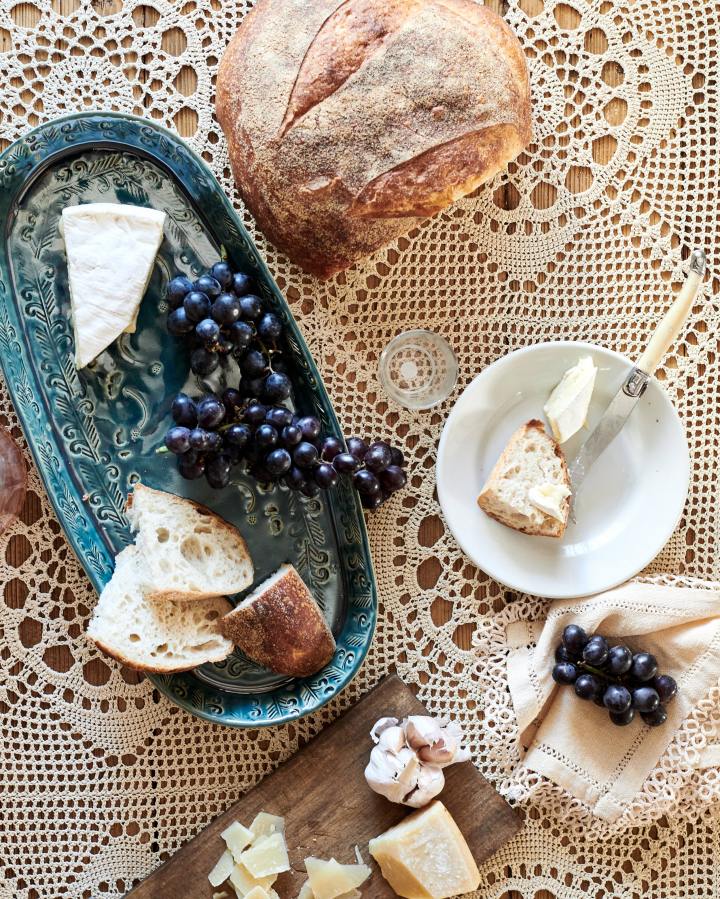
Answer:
580, 662, 607, 678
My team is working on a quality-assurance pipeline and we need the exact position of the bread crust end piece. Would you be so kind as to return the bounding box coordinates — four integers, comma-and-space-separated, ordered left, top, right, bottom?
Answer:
220, 564, 336, 678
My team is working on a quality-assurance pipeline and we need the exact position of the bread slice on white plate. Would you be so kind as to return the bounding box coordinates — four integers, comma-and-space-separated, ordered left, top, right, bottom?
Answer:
220, 563, 336, 678
126, 483, 253, 602
477, 419, 571, 538
86, 546, 233, 673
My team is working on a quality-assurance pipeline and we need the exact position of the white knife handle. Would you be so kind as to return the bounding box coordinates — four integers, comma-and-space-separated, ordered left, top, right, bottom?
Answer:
637, 249, 705, 375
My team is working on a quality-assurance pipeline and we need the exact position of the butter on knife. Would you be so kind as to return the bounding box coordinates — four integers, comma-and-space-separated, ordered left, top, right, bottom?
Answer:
544, 356, 598, 443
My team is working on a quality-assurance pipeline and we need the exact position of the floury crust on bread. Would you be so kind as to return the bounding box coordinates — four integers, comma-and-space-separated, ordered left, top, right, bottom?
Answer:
477, 420, 571, 538
87, 546, 234, 673
216, 0, 531, 277
126, 483, 253, 602
220, 564, 336, 678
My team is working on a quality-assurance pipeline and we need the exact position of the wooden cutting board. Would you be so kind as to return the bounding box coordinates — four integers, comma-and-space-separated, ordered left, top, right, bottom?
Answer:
126, 675, 522, 898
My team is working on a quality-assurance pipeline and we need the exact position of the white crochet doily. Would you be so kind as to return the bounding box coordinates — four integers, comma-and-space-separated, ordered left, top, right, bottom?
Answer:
1, 0, 720, 897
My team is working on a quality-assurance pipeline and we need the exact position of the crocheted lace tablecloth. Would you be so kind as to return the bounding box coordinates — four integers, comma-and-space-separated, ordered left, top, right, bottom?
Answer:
1, 0, 720, 897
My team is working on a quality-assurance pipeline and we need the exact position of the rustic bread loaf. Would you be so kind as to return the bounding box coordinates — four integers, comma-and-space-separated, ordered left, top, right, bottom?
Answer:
217, 0, 531, 277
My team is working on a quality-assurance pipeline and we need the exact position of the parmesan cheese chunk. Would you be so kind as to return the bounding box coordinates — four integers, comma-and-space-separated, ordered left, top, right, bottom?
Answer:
297, 880, 361, 899
241, 832, 290, 879
229, 862, 275, 896
208, 849, 236, 888
305, 857, 371, 899
243, 888, 272, 899
368, 801, 480, 899
222, 821, 255, 862
250, 811, 286, 840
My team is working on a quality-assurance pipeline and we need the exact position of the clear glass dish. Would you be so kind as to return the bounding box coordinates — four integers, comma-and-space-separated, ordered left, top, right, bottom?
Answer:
379, 329, 458, 410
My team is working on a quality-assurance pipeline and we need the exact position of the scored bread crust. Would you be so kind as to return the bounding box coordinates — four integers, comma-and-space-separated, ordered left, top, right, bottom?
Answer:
477, 420, 570, 539
216, 0, 531, 278
127, 484, 253, 602
220, 564, 336, 678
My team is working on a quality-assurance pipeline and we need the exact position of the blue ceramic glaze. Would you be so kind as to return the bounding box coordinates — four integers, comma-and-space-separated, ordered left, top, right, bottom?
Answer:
0, 113, 377, 726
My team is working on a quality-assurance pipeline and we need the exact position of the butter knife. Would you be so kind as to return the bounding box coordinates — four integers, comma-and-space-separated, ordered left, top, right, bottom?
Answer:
569, 248, 706, 518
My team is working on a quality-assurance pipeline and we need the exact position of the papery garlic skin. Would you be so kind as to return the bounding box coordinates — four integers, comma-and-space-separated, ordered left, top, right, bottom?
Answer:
370, 717, 400, 743
376, 725, 406, 754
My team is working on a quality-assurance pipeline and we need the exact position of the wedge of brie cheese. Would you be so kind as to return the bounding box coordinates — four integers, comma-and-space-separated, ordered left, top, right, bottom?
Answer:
61, 203, 166, 368
544, 356, 597, 443
528, 483, 571, 522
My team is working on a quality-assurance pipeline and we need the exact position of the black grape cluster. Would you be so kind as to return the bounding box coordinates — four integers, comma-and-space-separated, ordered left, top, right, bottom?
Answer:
164, 394, 407, 505
552, 625, 678, 728
165, 260, 291, 403
163, 261, 408, 507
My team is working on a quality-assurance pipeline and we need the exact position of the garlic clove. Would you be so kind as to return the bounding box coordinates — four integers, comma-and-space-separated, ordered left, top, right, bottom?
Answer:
403, 715, 446, 750
404, 715, 471, 767
364, 745, 420, 805
404, 764, 445, 808
417, 737, 456, 767
376, 725, 406, 754
370, 717, 400, 744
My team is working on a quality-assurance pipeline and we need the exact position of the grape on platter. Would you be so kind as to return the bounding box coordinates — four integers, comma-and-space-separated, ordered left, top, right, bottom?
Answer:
163, 261, 410, 509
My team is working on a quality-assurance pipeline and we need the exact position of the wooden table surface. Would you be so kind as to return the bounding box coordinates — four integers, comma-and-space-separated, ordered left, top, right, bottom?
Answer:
1, 1, 614, 897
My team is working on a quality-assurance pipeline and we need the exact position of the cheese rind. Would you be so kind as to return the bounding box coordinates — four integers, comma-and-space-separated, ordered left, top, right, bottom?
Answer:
61, 202, 166, 368
369, 801, 480, 899
544, 356, 597, 443
240, 832, 290, 879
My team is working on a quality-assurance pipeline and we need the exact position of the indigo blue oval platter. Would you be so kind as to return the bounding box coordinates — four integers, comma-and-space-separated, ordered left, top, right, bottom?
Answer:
0, 112, 377, 727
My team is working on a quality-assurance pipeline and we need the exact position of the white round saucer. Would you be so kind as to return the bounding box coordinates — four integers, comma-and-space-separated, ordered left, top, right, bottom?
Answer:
436, 341, 689, 599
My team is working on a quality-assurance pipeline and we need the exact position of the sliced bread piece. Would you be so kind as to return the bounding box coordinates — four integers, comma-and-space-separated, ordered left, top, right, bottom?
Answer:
87, 545, 233, 672
220, 564, 336, 678
477, 419, 571, 538
126, 483, 253, 602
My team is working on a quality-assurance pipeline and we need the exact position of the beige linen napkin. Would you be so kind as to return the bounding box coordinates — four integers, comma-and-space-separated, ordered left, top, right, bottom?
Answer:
506, 581, 720, 822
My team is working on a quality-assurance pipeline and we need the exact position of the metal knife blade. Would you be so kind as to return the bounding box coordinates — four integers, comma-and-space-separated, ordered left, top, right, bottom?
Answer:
568, 366, 649, 504
568, 247, 705, 521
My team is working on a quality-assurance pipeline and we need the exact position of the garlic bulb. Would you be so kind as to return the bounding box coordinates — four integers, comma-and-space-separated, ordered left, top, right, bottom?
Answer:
364, 713, 469, 807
